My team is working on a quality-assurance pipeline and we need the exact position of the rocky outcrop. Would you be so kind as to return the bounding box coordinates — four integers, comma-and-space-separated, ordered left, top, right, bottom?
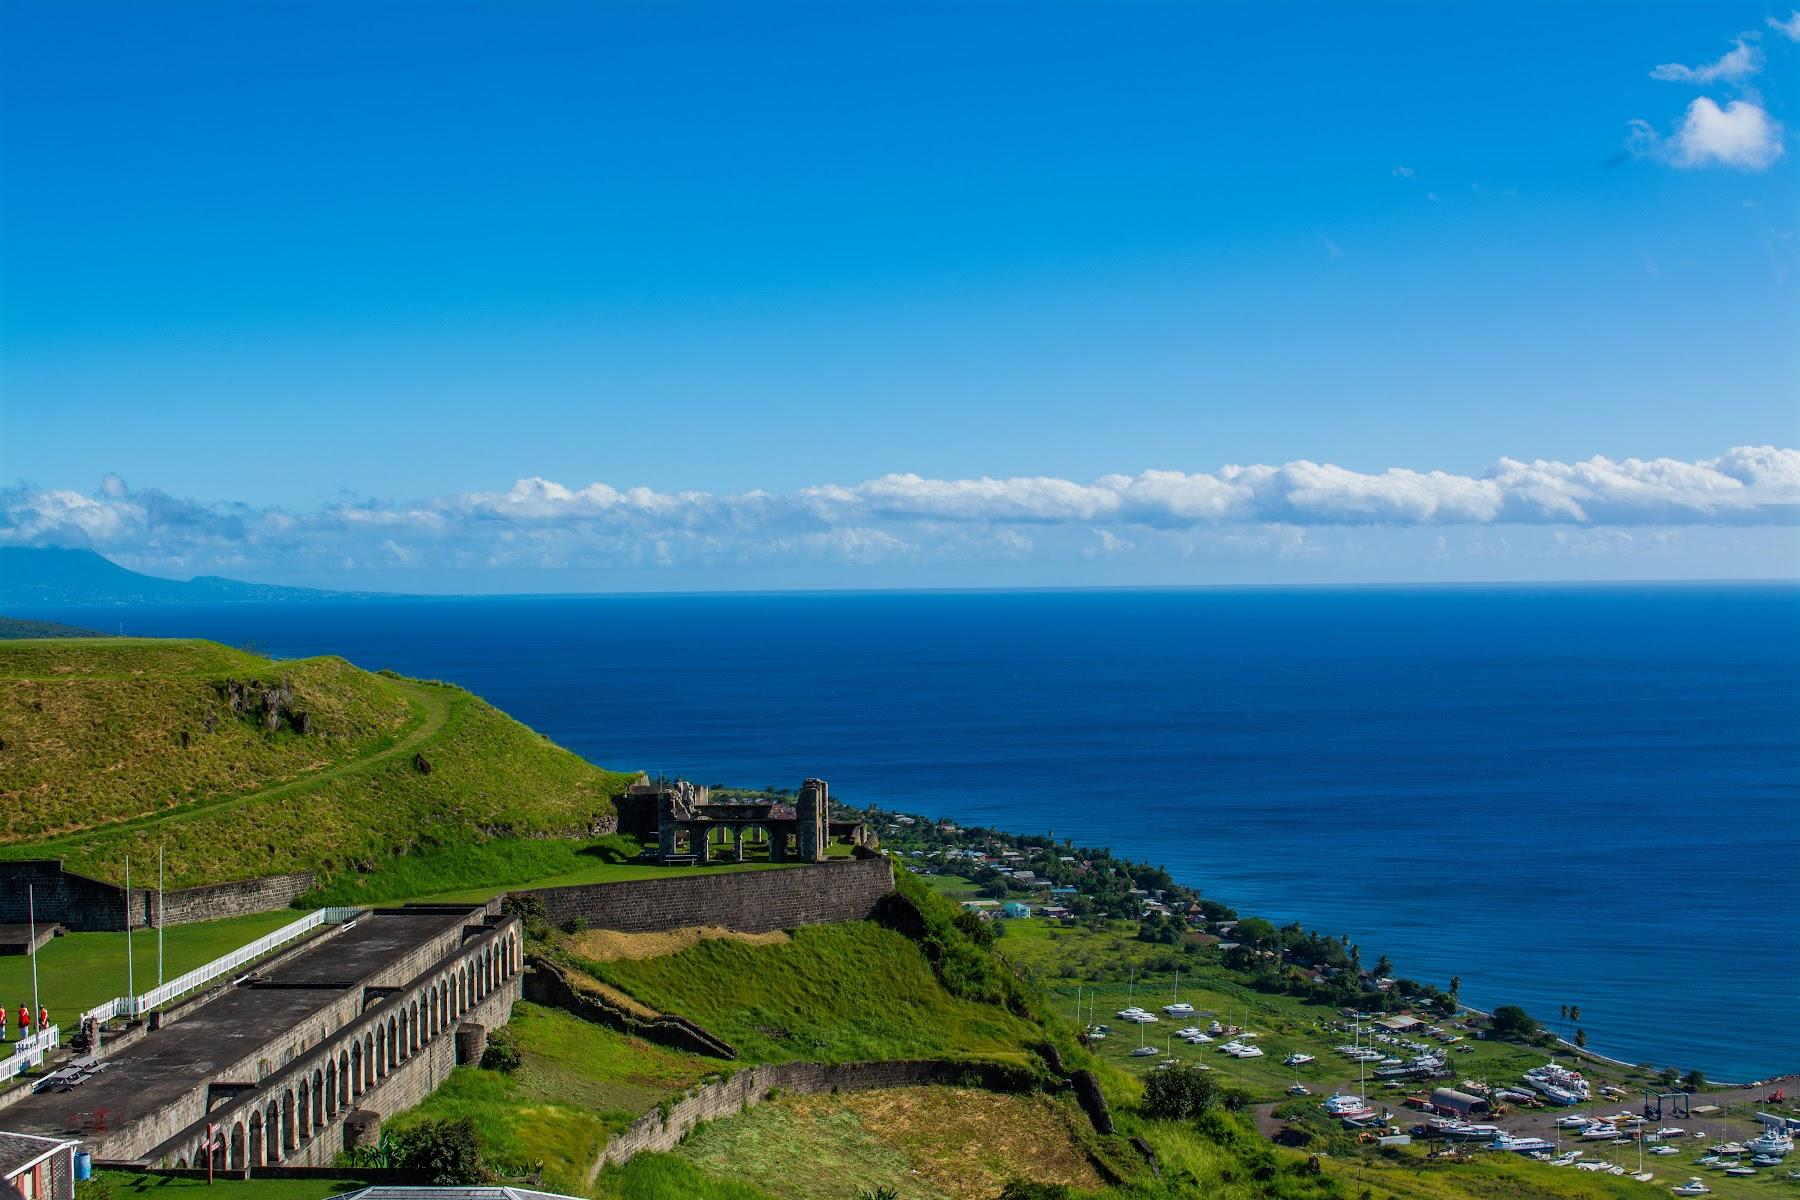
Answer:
214, 678, 310, 735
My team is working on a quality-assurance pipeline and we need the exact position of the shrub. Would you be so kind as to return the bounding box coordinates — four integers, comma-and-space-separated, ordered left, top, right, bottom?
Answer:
1489, 1004, 1539, 1040
392, 1117, 488, 1185
1142, 1065, 1220, 1121
480, 1027, 522, 1072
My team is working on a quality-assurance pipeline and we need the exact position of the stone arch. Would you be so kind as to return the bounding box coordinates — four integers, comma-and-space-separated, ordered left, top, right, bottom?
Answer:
280, 1089, 296, 1157
247, 1109, 265, 1167
230, 1120, 246, 1170
326, 1057, 340, 1116
264, 1100, 282, 1163
350, 1038, 364, 1095
295, 1078, 310, 1142
386, 1014, 399, 1067
409, 999, 420, 1052
311, 1066, 325, 1126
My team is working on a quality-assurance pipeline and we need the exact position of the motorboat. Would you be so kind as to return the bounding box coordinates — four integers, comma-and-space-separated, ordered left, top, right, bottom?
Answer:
1752, 1155, 1784, 1167
1523, 1061, 1592, 1106
1182, 1034, 1211, 1044
1287, 1082, 1310, 1095
1163, 1002, 1196, 1017
1129, 1044, 1157, 1057
1284, 1052, 1315, 1066
1580, 1122, 1621, 1140
1671, 1179, 1711, 1195
1490, 1134, 1556, 1154
1176, 1026, 1203, 1039
1651, 1145, 1680, 1156
1631, 1171, 1653, 1182
1555, 1114, 1593, 1128
1723, 1166, 1757, 1177
1207, 1020, 1224, 1035
1746, 1127, 1794, 1157
1655, 1127, 1686, 1138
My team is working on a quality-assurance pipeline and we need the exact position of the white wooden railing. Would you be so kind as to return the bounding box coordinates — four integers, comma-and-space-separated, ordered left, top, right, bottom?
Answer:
80, 906, 361, 1027
0, 1027, 59, 1080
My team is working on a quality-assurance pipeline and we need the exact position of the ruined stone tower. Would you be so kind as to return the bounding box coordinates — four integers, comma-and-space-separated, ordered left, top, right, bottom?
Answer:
796, 777, 829, 862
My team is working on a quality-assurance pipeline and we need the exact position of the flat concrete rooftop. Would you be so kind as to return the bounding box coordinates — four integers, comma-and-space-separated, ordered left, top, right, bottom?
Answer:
0, 907, 474, 1141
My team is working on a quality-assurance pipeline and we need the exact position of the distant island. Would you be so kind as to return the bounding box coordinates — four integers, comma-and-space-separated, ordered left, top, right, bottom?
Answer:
0, 615, 105, 638
0, 545, 394, 606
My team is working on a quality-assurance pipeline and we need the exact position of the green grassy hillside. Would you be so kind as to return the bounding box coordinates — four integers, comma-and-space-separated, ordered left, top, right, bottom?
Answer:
0, 637, 636, 888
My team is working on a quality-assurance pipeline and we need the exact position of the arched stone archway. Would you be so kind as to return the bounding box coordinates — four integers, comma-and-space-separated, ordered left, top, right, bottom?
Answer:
311, 1067, 325, 1126
230, 1121, 246, 1170
280, 1090, 296, 1157
327, 1058, 340, 1116
295, 1078, 310, 1142
350, 1039, 364, 1095
247, 1110, 265, 1167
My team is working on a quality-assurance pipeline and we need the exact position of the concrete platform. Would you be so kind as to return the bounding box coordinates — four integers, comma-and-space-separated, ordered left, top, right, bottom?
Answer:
0, 924, 59, 956
0, 908, 477, 1145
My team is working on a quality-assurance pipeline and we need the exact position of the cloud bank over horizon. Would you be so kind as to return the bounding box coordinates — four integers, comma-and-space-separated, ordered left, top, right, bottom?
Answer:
4, 447, 1797, 587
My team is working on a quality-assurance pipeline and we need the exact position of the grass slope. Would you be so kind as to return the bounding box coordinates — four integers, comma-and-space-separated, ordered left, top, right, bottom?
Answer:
388, 1002, 715, 1194
576, 921, 1044, 1064
669, 1087, 1107, 1200
0, 638, 635, 888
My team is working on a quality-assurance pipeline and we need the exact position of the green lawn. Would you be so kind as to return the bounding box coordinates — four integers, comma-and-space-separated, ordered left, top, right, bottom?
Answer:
0, 909, 301, 1038
576, 921, 1043, 1065
87, 1173, 377, 1200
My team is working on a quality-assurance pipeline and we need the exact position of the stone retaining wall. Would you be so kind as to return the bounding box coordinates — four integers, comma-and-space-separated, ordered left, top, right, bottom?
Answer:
597, 1058, 1033, 1171
519, 857, 893, 935
523, 957, 736, 1059
0, 860, 314, 931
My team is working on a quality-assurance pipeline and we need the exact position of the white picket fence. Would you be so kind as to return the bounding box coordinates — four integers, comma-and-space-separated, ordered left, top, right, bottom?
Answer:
80, 906, 362, 1027
0, 1026, 59, 1080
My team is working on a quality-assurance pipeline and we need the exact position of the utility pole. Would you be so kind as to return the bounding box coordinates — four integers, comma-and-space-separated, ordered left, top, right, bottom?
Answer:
158, 844, 165, 986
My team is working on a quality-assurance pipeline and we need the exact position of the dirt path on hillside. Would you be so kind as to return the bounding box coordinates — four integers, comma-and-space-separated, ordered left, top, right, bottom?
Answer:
23, 680, 450, 858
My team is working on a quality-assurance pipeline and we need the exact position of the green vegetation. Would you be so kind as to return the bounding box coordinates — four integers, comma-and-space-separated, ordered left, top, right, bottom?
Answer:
596, 1155, 781, 1200
0, 908, 301, 1036
85, 1173, 376, 1200
666, 1087, 1107, 1200
578, 921, 1044, 1065
0, 617, 103, 638
388, 1002, 713, 1193
0, 638, 635, 888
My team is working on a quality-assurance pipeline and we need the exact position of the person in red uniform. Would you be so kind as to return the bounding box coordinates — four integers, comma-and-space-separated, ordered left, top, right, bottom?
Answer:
17, 1005, 29, 1038
37, 1006, 47, 1034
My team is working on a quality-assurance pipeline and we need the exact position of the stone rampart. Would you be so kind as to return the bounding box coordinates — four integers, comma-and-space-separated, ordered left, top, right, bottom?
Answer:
519, 857, 893, 935
597, 1058, 1034, 1170
0, 860, 313, 931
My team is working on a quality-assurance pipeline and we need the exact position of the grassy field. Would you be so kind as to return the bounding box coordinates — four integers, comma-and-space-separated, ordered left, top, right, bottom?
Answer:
576, 921, 1045, 1064
0, 909, 301, 1037
669, 1086, 1107, 1200
0, 638, 636, 889
388, 1001, 715, 1194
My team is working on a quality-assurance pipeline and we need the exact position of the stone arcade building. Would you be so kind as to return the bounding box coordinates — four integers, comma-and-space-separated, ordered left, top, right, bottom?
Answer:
0, 904, 523, 1170
618, 776, 872, 864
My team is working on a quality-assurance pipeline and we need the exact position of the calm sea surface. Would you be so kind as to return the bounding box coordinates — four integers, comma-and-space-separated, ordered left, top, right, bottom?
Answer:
22, 586, 1799, 1081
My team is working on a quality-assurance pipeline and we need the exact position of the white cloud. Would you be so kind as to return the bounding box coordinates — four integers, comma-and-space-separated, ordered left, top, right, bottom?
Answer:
1650, 37, 1763, 83
1391, 165, 1416, 178
1320, 236, 1342, 260
1630, 97, 1786, 170
3, 449, 1795, 584
1768, 11, 1800, 41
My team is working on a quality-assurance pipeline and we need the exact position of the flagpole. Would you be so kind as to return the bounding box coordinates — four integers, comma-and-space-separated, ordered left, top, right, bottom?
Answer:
158, 844, 165, 987
126, 855, 135, 1001
28, 884, 39, 1022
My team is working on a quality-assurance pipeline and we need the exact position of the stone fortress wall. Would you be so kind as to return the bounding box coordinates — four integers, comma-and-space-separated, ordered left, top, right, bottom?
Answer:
0, 861, 315, 932
517, 857, 894, 935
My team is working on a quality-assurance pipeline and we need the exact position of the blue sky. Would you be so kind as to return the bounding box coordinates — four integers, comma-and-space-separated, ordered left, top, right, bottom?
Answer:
2, 1, 1797, 590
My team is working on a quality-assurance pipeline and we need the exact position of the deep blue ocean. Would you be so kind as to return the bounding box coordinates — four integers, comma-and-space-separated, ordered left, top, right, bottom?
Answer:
20, 586, 1799, 1082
